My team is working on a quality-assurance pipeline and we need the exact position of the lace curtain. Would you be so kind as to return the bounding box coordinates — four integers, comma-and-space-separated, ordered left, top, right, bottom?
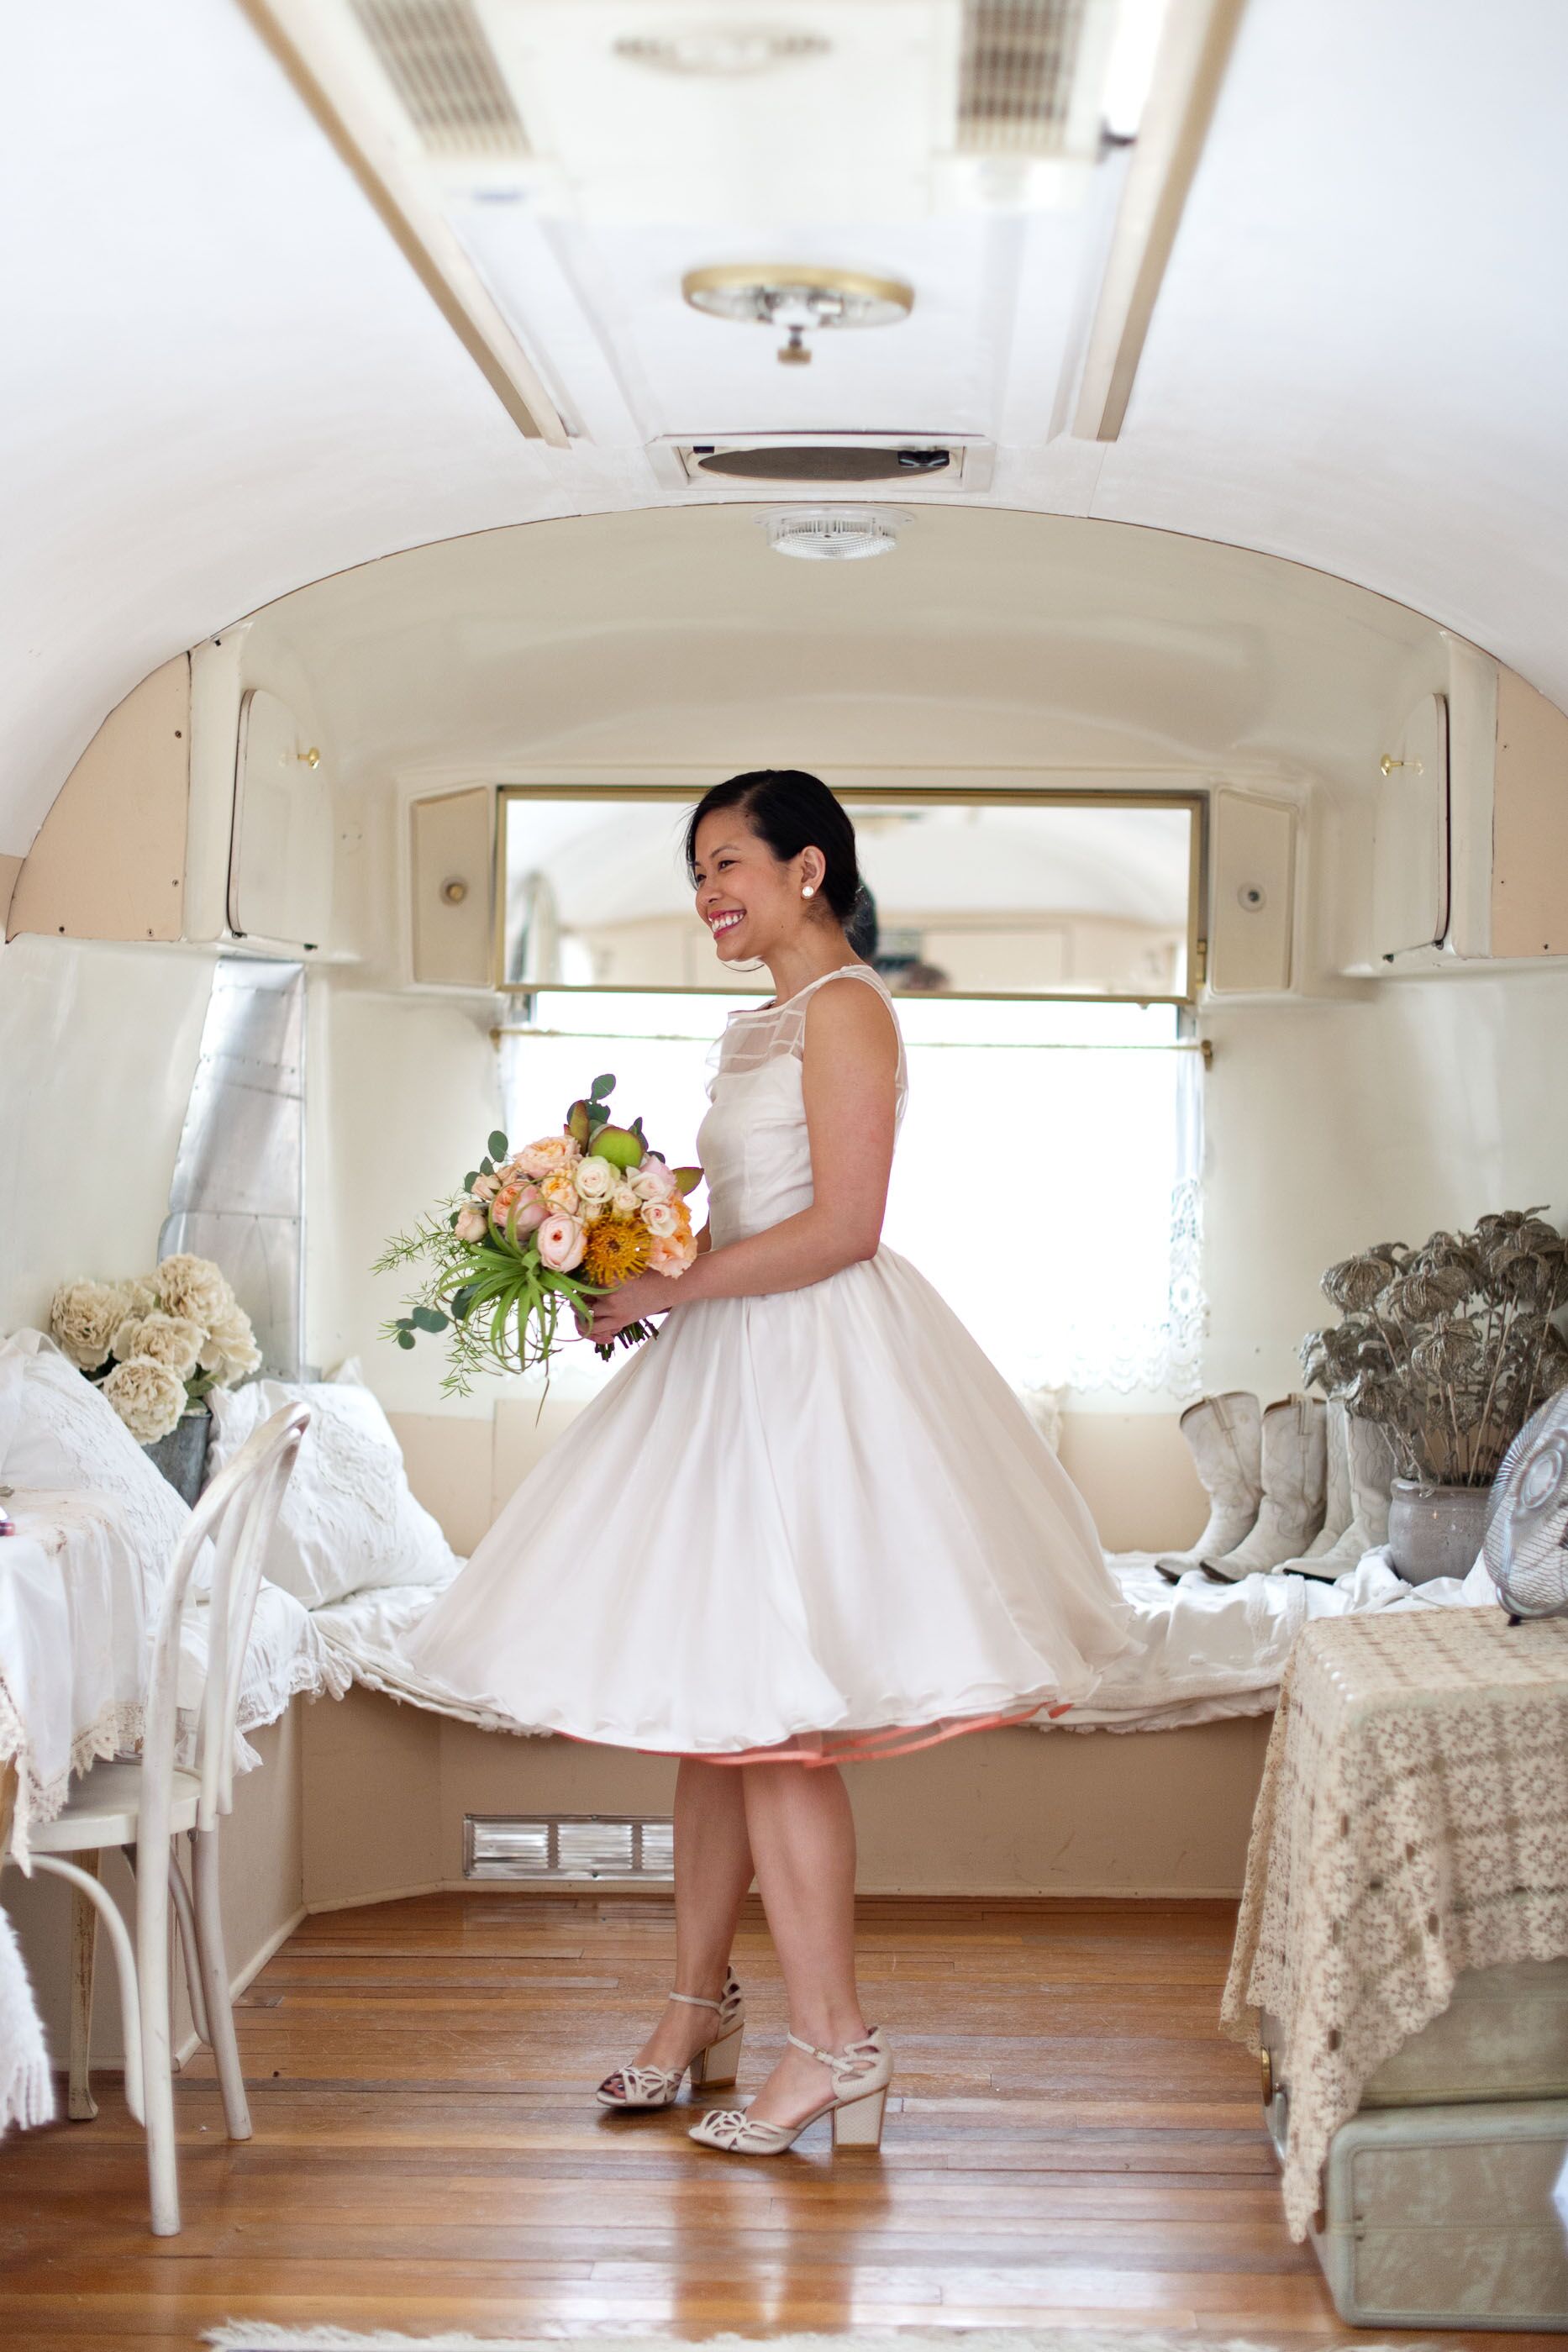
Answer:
502, 998, 1207, 1401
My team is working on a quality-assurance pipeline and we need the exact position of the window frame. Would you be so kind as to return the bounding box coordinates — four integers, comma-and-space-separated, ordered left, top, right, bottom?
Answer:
494, 781, 1208, 1009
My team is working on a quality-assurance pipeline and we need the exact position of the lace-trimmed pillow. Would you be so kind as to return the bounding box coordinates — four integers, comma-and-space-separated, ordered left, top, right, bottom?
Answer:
205, 1367, 459, 1609
0, 1330, 192, 1581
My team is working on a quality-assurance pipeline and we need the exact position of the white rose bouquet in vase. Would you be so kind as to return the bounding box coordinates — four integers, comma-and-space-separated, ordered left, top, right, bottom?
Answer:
375, 1075, 702, 1395
50, 1254, 263, 1492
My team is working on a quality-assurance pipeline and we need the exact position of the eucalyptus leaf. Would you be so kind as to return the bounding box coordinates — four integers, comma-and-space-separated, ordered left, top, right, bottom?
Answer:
411, 1305, 449, 1334
396, 1330, 415, 1350
590, 1074, 615, 1099
488, 1130, 508, 1160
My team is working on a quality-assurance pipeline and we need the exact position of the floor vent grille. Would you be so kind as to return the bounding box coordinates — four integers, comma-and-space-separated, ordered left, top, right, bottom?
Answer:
464, 1813, 676, 1881
352, 0, 530, 157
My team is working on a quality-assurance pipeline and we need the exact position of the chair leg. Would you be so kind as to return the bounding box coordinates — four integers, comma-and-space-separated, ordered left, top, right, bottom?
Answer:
168, 1841, 210, 2046
192, 1823, 251, 2141
68, 1850, 101, 2119
31, 1853, 144, 2127
130, 1835, 181, 2236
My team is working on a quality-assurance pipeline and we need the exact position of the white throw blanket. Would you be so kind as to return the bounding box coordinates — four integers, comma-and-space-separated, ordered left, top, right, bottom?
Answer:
0, 1902, 53, 2135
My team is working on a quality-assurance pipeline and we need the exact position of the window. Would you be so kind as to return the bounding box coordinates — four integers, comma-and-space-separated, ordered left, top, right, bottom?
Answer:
499, 990, 1204, 1402
497, 787, 1202, 1006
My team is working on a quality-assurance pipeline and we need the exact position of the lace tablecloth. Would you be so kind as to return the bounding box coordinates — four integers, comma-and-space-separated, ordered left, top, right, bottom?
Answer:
0, 1488, 345, 1867
1220, 1607, 1568, 2239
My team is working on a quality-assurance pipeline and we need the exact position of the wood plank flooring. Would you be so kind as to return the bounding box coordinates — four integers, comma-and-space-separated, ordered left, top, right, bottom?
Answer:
1, 1889, 1559, 2350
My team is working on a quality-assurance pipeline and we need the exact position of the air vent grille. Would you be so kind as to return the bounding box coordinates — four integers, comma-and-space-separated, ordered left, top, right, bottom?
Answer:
957, 0, 1095, 155
353, 0, 529, 157
693, 445, 950, 484
464, 1813, 676, 1881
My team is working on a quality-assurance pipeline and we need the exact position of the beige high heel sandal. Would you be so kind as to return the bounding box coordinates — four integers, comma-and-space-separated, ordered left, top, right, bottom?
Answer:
596, 1968, 745, 2109
687, 2023, 892, 2155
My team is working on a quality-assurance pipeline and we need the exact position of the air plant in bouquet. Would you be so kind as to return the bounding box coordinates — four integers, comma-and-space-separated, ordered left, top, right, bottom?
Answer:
1300, 1208, 1568, 1486
374, 1076, 702, 1396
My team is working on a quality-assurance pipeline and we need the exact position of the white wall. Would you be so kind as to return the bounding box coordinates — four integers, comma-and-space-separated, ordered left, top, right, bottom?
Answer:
1201, 966, 1568, 1400
0, 934, 214, 1333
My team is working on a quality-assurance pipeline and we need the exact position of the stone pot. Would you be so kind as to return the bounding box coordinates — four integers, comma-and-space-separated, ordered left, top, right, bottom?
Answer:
1386, 1476, 1492, 1585
142, 1406, 213, 1506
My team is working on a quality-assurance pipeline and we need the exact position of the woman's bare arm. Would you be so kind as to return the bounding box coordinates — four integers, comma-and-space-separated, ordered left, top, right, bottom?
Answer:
589, 979, 897, 1334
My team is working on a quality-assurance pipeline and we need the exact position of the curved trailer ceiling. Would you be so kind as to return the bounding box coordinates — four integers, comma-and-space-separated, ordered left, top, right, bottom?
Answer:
4, 0, 1567, 852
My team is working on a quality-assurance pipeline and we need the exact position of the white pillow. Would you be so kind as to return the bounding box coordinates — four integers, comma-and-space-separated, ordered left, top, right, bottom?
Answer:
205, 1369, 459, 1609
0, 1330, 192, 1581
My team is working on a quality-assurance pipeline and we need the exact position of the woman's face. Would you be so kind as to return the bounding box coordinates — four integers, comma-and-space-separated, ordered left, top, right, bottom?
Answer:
691, 807, 823, 967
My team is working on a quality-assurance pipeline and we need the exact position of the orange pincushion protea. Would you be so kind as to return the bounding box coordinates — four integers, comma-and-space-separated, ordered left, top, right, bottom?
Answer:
581, 1215, 653, 1288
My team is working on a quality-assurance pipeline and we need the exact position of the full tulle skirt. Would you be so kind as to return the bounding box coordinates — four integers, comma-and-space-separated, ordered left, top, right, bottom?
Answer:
399, 1246, 1133, 1761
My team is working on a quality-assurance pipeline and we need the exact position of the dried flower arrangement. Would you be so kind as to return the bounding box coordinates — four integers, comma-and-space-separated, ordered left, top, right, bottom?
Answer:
49, 1255, 262, 1445
1301, 1208, 1568, 1487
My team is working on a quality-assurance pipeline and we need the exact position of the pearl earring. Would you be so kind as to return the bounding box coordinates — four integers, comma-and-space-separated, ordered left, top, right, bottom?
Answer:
802, 884, 815, 899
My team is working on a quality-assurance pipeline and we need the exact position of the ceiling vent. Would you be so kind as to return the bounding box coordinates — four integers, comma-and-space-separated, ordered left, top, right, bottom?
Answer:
351, 0, 529, 157
651, 434, 994, 492
765, 508, 904, 561
957, 0, 1109, 158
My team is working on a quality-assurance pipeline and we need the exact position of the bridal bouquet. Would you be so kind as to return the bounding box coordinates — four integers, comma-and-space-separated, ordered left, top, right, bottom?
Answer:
49, 1254, 262, 1444
375, 1076, 702, 1393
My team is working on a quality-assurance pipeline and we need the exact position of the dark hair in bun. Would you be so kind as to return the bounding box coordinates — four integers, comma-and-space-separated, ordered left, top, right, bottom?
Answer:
685, 769, 865, 926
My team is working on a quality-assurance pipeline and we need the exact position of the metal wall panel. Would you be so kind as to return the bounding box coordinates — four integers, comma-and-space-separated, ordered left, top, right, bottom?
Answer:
160, 956, 305, 1376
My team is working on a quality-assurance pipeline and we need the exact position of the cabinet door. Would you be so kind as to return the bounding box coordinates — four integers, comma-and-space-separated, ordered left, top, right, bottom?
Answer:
229, 689, 333, 947
1372, 693, 1449, 956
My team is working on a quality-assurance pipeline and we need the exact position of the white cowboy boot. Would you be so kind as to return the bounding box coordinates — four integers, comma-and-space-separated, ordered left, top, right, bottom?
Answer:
1273, 1410, 1395, 1579
1203, 1394, 1327, 1581
1155, 1392, 1263, 1582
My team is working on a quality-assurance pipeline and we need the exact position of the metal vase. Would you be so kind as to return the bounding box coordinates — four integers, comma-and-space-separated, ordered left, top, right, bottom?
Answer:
142, 1407, 213, 1506
1386, 1476, 1492, 1585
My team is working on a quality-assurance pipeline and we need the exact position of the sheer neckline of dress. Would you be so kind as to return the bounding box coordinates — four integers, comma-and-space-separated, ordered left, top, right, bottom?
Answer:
726, 961, 881, 1020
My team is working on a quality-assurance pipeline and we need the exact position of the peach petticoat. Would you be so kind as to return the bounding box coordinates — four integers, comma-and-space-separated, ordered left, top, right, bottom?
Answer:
558, 1698, 1072, 1768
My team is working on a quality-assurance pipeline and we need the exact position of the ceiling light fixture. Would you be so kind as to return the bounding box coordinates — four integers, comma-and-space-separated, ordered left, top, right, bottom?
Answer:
681, 263, 914, 366
764, 508, 904, 562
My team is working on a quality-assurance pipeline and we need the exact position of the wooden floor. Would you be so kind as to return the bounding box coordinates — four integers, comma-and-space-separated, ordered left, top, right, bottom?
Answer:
2, 1889, 1560, 2349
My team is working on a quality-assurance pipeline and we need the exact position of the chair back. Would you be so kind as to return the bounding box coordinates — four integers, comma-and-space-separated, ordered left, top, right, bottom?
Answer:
139, 1403, 309, 1842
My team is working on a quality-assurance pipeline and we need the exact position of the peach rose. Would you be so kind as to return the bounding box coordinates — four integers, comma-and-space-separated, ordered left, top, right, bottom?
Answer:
471, 1171, 502, 1202
455, 1205, 490, 1243
540, 1171, 581, 1214
646, 1232, 696, 1277
492, 1179, 546, 1235
640, 1200, 680, 1239
513, 1135, 581, 1181
537, 1213, 586, 1272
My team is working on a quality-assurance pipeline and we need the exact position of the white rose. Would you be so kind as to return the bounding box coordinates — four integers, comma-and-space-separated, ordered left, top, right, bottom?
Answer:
197, 1305, 263, 1386
574, 1155, 616, 1202
50, 1279, 129, 1371
102, 1355, 187, 1444
611, 1183, 640, 1218
116, 1273, 163, 1317
156, 1253, 235, 1329
640, 1201, 680, 1239
631, 1159, 677, 1202
110, 1310, 203, 1380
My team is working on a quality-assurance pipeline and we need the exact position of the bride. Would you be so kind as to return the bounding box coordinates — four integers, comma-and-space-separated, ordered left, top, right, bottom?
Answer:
402, 769, 1132, 2156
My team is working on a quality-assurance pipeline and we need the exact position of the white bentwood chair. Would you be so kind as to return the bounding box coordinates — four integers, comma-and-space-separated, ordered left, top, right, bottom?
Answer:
2, 1402, 308, 2234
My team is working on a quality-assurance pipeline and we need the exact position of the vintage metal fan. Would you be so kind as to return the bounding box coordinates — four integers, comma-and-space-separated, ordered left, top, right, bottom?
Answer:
1484, 1384, 1568, 1619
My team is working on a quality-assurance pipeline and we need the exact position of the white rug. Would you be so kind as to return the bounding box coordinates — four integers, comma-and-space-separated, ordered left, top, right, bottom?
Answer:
203, 2328, 1408, 2351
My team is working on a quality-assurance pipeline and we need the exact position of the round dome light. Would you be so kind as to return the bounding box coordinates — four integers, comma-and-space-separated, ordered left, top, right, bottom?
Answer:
764, 508, 902, 562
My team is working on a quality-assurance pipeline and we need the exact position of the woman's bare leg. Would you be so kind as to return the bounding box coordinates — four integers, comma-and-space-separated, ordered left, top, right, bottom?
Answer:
621, 1759, 755, 2074
737, 1762, 869, 2128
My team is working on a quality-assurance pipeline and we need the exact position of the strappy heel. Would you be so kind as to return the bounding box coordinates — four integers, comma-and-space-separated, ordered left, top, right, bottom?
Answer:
687, 2023, 892, 2155
595, 1968, 745, 2109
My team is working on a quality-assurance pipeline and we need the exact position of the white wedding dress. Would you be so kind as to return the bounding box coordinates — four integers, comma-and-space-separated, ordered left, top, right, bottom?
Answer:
401, 963, 1133, 1762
